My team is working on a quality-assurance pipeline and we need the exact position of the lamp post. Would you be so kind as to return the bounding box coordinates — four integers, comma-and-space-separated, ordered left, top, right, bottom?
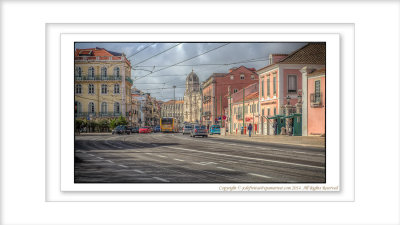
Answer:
173, 85, 176, 119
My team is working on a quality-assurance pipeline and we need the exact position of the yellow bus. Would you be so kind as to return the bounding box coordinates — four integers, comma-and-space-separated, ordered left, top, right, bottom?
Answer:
160, 117, 178, 133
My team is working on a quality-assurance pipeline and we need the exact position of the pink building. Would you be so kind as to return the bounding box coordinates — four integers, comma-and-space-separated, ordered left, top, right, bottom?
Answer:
226, 83, 259, 134
257, 43, 326, 135
300, 67, 326, 136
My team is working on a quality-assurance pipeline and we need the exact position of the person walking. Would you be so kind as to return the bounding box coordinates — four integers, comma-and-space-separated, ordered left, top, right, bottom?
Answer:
248, 123, 253, 137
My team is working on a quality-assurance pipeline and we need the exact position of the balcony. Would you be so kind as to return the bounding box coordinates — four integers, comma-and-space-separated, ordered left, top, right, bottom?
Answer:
75, 112, 125, 118
203, 111, 211, 116
203, 95, 212, 103
75, 56, 126, 62
310, 93, 323, 108
75, 75, 133, 84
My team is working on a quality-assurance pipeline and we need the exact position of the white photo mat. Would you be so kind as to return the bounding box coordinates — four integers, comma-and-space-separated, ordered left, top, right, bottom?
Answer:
2, 1, 399, 225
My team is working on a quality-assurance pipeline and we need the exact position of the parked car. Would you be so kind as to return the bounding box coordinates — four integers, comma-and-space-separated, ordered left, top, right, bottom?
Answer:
190, 124, 208, 138
112, 125, 131, 135
182, 125, 193, 135
139, 126, 152, 133
153, 125, 161, 133
209, 125, 221, 135
130, 126, 139, 133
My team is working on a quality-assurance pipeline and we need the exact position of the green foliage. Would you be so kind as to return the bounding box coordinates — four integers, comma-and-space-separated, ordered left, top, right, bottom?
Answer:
99, 119, 110, 132
109, 118, 117, 129
116, 115, 128, 126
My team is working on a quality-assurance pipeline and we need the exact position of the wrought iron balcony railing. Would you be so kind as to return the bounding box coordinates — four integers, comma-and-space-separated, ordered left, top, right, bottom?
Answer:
75, 75, 133, 84
310, 93, 323, 107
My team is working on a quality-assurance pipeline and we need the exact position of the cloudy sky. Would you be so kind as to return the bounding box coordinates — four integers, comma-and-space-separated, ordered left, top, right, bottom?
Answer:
75, 42, 307, 101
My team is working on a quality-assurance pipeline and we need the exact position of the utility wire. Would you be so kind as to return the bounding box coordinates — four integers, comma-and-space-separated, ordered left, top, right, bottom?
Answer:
126, 43, 155, 59
134, 43, 231, 81
131, 43, 182, 67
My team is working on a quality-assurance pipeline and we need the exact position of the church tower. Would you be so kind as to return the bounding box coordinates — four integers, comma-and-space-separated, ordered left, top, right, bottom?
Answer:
183, 70, 202, 123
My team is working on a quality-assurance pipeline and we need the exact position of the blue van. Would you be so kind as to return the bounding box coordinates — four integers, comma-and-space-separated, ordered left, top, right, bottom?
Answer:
209, 125, 221, 135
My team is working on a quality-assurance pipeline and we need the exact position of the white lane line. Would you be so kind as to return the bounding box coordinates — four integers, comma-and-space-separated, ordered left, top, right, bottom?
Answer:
249, 173, 272, 179
96, 157, 103, 160
88, 154, 95, 156
217, 167, 235, 171
153, 177, 169, 182
155, 154, 167, 158
174, 158, 185, 162
134, 169, 145, 174
118, 164, 128, 168
106, 160, 114, 163
165, 146, 324, 169
145, 153, 154, 155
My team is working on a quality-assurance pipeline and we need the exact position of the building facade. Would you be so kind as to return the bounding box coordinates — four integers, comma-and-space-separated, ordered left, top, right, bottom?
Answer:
161, 99, 184, 124
257, 43, 326, 135
226, 83, 260, 134
74, 47, 133, 123
301, 67, 326, 136
183, 70, 202, 123
202, 66, 258, 126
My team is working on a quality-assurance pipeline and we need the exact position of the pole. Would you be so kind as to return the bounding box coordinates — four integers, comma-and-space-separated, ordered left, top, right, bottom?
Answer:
173, 85, 176, 119
229, 88, 232, 134
242, 87, 245, 134
200, 85, 203, 125
220, 95, 222, 127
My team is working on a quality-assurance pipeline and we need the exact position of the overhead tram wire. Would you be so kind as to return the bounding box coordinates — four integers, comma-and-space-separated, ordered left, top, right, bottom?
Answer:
125, 43, 155, 59
131, 43, 182, 67
134, 43, 231, 81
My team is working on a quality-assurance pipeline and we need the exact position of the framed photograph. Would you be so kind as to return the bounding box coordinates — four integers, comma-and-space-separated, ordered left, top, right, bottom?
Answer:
1, 1, 399, 225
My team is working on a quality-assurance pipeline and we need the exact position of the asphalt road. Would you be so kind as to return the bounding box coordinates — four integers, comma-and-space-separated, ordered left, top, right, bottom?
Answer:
74, 133, 326, 183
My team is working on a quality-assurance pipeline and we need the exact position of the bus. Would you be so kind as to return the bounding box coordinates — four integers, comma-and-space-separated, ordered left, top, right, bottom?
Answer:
160, 117, 178, 133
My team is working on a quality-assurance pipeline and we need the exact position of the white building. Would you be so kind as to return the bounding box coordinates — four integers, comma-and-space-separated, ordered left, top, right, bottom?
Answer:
183, 70, 202, 123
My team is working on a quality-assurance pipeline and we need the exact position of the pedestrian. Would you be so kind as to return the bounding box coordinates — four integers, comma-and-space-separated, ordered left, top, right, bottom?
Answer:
248, 123, 253, 137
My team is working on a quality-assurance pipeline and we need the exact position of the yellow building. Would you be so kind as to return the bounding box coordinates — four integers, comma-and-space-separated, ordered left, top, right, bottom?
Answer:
74, 47, 133, 122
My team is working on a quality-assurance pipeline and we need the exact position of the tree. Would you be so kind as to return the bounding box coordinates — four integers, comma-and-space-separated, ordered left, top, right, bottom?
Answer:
116, 115, 128, 126
99, 119, 110, 132
109, 118, 117, 130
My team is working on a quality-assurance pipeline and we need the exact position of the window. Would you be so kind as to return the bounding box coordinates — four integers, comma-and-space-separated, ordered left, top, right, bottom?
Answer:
261, 78, 264, 97
114, 102, 120, 114
75, 101, 81, 114
267, 108, 270, 116
101, 67, 107, 79
315, 80, 321, 102
88, 67, 94, 78
240, 74, 245, 80
273, 75, 276, 95
273, 107, 276, 116
114, 84, 120, 94
114, 67, 120, 78
75, 84, 82, 94
230, 75, 234, 80
267, 76, 270, 96
101, 84, 107, 94
251, 75, 255, 80
101, 102, 107, 114
233, 89, 238, 93
88, 84, 94, 94
76, 67, 82, 77
288, 75, 297, 93
88, 102, 95, 114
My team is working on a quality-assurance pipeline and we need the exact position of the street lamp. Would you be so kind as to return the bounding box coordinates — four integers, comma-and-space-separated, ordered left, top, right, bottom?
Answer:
286, 95, 291, 105
173, 85, 176, 119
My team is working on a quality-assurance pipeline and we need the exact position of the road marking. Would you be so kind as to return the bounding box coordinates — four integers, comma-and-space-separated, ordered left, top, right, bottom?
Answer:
88, 154, 94, 156
153, 177, 169, 182
118, 164, 128, 168
174, 158, 185, 162
145, 153, 153, 155
249, 173, 272, 179
151, 144, 158, 146
217, 167, 235, 171
106, 160, 114, 163
96, 157, 103, 160
155, 154, 167, 158
165, 146, 324, 169
134, 169, 145, 174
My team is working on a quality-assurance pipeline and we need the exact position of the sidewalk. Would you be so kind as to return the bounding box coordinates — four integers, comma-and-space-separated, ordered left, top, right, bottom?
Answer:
209, 133, 325, 148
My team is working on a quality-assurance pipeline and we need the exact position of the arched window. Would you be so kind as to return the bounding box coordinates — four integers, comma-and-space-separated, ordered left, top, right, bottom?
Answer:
88, 67, 95, 79
114, 84, 120, 94
101, 84, 107, 94
101, 67, 107, 79
88, 102, 95, 114
101, 102, 107, 115
88, 84, 94, 94
75, 84, 82, 94
114, 102, 120, 114
76, 67, 82, 78
113, 67, 120, 78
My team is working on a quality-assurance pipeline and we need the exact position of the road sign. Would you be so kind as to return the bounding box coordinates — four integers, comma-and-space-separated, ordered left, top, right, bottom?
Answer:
218, 116, 221, 120
222, 115, 227, 120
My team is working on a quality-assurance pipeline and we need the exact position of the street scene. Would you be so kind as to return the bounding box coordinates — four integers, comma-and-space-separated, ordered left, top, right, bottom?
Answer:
74, 42, 326, 183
